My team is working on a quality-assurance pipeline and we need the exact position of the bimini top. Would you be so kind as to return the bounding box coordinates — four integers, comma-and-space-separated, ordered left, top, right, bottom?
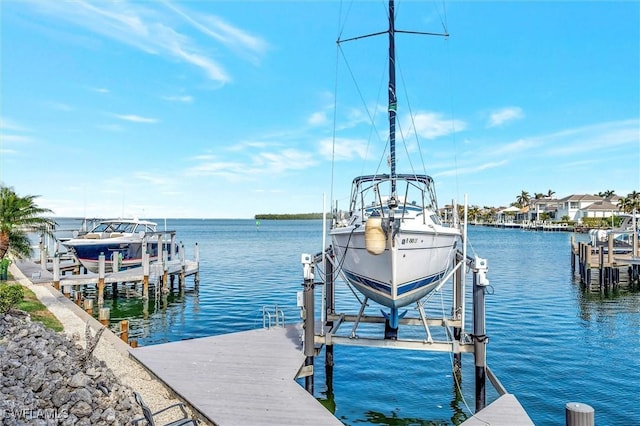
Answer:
352, 174, 434, 186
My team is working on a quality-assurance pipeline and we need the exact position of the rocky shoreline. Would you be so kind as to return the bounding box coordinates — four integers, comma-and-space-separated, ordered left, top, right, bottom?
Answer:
0, 311, 140, 425
4, 263, 204, 426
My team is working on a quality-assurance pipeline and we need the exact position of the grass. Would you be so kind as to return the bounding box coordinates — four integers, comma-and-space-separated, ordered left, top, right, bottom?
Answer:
2, 272, 64, 332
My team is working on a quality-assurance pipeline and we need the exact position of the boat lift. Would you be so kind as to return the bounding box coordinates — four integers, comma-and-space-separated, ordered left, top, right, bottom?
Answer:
298, 235, 502, 413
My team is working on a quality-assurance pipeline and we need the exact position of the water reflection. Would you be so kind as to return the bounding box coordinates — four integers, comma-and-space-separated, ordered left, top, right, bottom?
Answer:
318, 354, 472, 426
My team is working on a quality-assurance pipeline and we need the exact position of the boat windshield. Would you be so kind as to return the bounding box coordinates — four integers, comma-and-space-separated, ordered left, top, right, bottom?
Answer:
112, 223, 136, 233
90, 221, 142, 234
91, 222, 116, 233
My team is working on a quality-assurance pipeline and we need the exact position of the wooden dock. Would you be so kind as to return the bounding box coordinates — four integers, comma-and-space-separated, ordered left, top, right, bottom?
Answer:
129, 326, 343, 426
571, 237, 640, 291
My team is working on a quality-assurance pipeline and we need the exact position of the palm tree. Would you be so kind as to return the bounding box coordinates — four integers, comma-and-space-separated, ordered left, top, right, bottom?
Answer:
628, 191, 640, 211
0, 185, 56, 260
617, 196, 631, 213
546, 189, 555, 198
596, 190, 616, 199
515, 190, 530, 208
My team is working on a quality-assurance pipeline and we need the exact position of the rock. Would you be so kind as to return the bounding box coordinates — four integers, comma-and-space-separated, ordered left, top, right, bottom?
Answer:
70, 400, 92, 417
102, 407, 117, 422
0, 314, 142, 425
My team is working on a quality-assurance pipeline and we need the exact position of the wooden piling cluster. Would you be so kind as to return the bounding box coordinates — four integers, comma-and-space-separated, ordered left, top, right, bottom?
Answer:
571, 235, 640, 292
48, 242, 200, 346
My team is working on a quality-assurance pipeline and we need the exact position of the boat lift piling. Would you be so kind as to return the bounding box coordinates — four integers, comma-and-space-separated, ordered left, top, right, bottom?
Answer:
301, 253, 316, 394
300, 247, 493, 414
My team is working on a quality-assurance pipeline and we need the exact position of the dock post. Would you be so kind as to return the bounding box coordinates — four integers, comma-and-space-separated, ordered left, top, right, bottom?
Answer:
453, 254, 464, 374
162, 249, 169, 294
598, 248, 605, 291
565, 402, 594, 426
53, 253, 60, 290
83, 299, 93, 315
142, 242, 149, 300
194, 243, 200, 289
570, 236, 576, 274
98, 308, 109, 325
472, 257, 489, 412
98, 253, 105, 306
324, 249, 335, 378
119, 320, 129, 344
39, 235, 47, 270
302, 254, 315, 394
179, 242, 185, 290
584, 244, 592, 287
111, 252, 119, 273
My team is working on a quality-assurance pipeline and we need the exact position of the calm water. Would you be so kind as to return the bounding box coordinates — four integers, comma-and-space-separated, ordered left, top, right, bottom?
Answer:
52, 219, 640, 425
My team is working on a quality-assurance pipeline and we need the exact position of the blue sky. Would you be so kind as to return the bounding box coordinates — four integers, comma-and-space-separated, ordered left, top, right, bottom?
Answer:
1, 0, 638, 219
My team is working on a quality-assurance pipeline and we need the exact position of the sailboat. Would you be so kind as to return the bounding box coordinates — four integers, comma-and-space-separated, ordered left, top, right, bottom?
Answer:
330, 0, 462, 338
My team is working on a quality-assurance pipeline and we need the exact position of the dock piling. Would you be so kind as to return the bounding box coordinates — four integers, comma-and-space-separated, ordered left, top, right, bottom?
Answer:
301, 253, 315, 394
119, 320, 129, 343
98, 253, 105, 306
473, 256, 489, 412
83, 299, 93, 315
53, 253, 60, 290
99, 307, 110, 326
565, 402, 594, 426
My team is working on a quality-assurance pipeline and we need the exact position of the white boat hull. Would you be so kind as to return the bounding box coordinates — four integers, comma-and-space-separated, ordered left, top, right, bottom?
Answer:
331, 225, 459, 308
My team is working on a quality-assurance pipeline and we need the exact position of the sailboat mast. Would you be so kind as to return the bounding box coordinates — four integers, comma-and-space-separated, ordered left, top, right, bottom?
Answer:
388, 0, 397, 198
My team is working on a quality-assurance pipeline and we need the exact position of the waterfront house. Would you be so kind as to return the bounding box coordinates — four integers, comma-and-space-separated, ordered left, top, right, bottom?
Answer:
556, 194, 620, 222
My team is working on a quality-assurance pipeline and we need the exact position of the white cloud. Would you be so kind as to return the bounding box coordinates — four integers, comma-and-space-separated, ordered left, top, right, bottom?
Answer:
114, 114, 158, 123
163, 2, 269, 63
408, 111, 467, 139
487, 107, 524, 127
226, 141, 271, 152
308, 111, 328, 126
49, 102, 73, 111
1, 135, 32, 143
133, 172, 172, 186
318, 137, 368, 161
22, 0, 268, 84
542, 120, 639, 156
492, 138, 539, 156
162, 95, 193, 103
0, 118, 29, 132
253, 149, 316, 172
435, 160, 508, 177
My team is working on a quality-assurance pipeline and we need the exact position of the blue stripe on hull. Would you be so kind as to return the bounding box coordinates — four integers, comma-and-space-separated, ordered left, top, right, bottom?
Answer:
343, 270, 392, 296
396, 271, 446, 295
342, 269, 447, 307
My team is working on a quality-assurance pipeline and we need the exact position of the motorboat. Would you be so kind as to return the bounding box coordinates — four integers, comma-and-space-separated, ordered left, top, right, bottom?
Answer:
62, 218, 168, 273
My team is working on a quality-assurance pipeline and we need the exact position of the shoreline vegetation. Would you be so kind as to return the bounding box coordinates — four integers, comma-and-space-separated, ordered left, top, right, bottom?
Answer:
254, 213, 329, 220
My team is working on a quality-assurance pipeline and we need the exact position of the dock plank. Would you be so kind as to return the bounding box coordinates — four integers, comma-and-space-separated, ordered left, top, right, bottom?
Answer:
461, 394, 534, 425
130, 326, 343, 426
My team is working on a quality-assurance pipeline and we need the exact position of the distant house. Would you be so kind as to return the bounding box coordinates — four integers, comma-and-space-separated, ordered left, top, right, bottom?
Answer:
529, 198, 559, 221
496, 206, 520, 223
556, 194, 621, 222
581, 199, 620, 218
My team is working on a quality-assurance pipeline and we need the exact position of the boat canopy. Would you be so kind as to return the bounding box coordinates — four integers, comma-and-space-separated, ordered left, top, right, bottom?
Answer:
351, 174, 434, 186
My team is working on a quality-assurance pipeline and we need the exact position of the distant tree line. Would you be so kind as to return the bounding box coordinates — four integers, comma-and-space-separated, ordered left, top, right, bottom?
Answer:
254, 213, 330, 220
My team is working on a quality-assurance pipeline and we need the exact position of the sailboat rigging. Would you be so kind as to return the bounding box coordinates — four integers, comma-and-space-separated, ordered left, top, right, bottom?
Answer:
330, 0, 461, 339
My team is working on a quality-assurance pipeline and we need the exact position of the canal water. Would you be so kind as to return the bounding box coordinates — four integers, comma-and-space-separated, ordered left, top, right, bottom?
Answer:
53, 218, 640, 425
